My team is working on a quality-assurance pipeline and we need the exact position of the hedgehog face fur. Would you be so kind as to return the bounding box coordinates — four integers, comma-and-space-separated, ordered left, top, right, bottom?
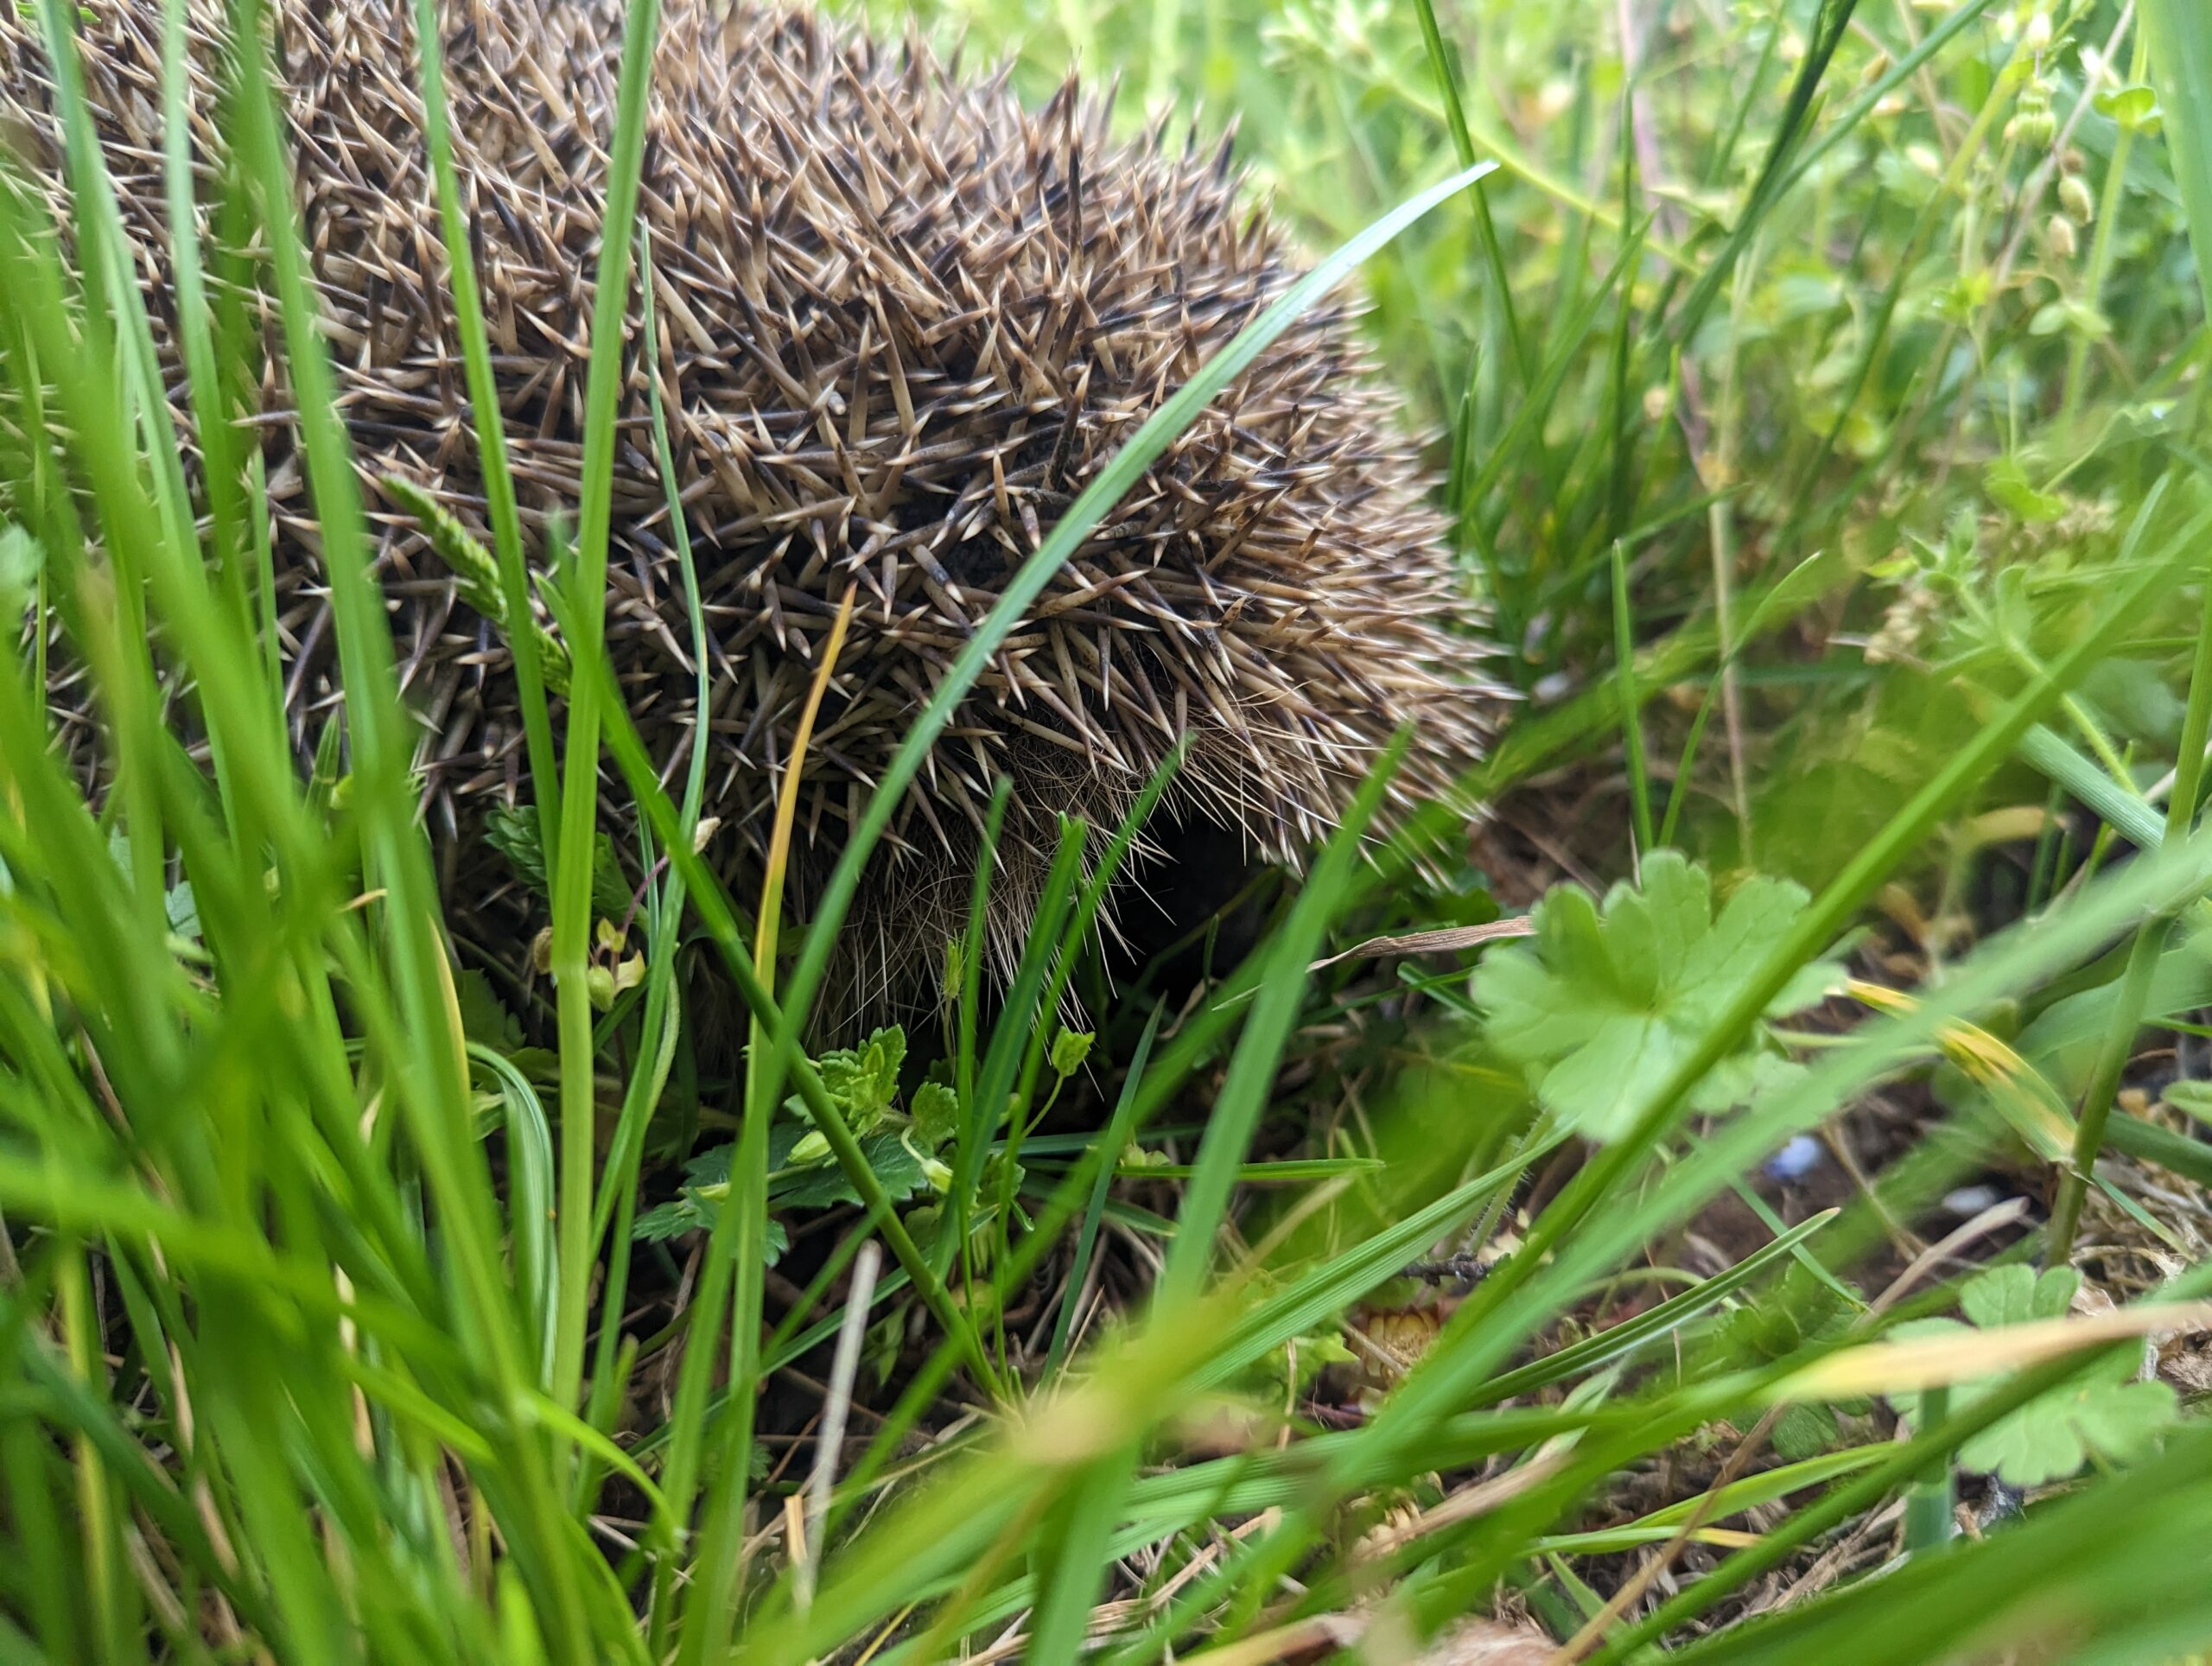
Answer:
3, 0, 1496, 1019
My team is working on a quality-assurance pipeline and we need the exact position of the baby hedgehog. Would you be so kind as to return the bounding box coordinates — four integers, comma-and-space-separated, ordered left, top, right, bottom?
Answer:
1, 0, 1494, 1014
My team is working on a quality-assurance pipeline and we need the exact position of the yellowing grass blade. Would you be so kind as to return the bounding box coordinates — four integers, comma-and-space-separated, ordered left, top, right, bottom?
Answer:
1774, 1304, 2212, 1400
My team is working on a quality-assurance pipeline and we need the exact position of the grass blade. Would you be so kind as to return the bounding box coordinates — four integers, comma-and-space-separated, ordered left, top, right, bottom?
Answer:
407, 0, 562, 845
1408, 0, 1529, 385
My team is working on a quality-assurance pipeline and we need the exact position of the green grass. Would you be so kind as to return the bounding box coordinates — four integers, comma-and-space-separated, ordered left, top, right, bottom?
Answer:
7, 0, 2212, 1658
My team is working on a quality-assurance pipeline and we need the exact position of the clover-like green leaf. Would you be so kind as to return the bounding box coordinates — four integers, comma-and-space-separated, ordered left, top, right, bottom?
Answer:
632, 1149, 792, 1264
810, 1027, 906, 1134
1770, 1402, 1841, 1463
1985, 457, 2064, 523
0, 523, 44, 618
1471, 851, 1843, 1140
911, 1081, 960, 1152
2093, 82, 2161, 135
773, 1133, 927, 1211
1955, 1373, 2174, 1487
165, 880, 201, 946
1961, 1263, 2076, 1330
454, 968, 524, 1052
483, 804, 632, 918
650, 1044, 941, 1250
1889, 1265, 2177, 1489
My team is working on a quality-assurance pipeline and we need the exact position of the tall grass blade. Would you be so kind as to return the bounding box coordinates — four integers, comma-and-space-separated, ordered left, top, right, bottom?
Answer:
547, 0, 662, 1426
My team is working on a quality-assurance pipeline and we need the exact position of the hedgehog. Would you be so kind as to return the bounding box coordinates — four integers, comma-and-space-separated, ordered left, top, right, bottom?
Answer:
1, 0, 1495, 1020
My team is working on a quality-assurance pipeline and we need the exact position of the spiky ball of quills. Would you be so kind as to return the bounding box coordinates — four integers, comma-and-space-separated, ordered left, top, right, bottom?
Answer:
3, 0, 1495, 1015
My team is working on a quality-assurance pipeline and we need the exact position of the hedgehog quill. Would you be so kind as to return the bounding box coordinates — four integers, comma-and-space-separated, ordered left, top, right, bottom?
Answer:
2, 0, 1497, 1019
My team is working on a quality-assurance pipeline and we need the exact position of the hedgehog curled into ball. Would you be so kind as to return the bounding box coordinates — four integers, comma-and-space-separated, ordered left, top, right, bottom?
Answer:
5, 0, 1497, 1014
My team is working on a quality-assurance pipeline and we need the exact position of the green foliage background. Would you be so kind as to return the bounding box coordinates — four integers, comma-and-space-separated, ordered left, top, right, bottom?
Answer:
6, 0, 2212, 1659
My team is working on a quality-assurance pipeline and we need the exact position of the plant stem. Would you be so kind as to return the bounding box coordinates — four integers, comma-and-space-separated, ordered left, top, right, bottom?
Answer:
1611, 543, 1655, 858
1904, 1385, 1956, 1551
2049, 0, 2212, 1266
